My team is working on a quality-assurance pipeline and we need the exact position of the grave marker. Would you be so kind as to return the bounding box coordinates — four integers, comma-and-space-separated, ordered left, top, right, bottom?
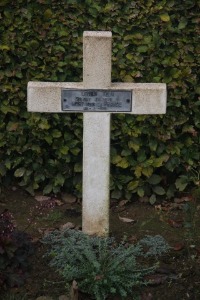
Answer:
27, 31, 167, 236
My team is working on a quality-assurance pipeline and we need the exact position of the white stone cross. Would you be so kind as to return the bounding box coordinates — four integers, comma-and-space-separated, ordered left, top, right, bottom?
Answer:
27, 31, 167, 236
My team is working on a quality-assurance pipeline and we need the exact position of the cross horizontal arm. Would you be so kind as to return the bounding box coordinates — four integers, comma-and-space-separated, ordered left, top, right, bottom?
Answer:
27, 81, 166, 114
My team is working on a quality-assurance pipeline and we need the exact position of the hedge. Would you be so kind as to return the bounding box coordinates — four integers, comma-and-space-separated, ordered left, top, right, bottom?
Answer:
0, 0, 199, 202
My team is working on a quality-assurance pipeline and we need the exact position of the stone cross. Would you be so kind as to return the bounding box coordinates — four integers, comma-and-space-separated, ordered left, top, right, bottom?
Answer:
27, 31, 167, 236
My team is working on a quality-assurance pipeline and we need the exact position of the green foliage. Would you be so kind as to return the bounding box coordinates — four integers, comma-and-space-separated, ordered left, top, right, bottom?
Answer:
175, 164, 200, 195
0, 0, 199, 200
0, 293, 28, 300
138, 235, 170, 257
43, 229, 170, 299
0, 210, 34, 289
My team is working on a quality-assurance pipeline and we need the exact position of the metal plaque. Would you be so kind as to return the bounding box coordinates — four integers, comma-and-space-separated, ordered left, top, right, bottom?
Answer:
61, 89, 132, 112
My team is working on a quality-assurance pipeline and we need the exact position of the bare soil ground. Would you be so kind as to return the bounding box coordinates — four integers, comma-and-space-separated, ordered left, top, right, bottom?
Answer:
0, 187, 200, 300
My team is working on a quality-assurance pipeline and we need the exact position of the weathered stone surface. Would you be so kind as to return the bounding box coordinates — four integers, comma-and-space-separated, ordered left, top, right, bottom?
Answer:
28, 82, 166, 114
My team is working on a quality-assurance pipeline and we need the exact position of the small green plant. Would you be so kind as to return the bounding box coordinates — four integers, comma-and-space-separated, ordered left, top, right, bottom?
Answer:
43, 229, 170, 300
43, 210, 63, 223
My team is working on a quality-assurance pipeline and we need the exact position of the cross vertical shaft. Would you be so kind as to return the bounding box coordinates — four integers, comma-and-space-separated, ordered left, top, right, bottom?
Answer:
82, 31, 112, 236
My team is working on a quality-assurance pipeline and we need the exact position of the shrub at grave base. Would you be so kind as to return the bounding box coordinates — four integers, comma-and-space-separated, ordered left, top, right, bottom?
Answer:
0, 1, 199, 199
42, 229, 170, 300
0, 210, 34, 289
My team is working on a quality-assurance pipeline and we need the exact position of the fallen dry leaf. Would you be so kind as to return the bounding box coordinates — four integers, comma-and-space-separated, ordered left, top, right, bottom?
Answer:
54, 199, 64, 206
155, 204, 162, 211
174, 197, 188, 204
119, 216, 136, 223
128, 235, 138, 244
60, 222, 75, 230
35, 195, 51, 202
119, 199, 129, 207
172, 243, 184, 251
167, 219, 183, 228
31, 237, 40, 243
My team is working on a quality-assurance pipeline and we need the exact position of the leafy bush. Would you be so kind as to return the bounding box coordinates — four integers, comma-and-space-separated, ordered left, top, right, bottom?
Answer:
43, 229, 170, 299
0, 210, 34, 289
0, 0, 199, 200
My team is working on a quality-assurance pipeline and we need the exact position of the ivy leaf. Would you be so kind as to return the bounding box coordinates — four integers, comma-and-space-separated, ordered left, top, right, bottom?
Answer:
154, 155, 169, 167
111, 155, 122, 164
132, 33, 143, 40
14, 168, 26, 177
70, 147, 81, 156
149, 140, 158, 151
5, 160, 11, 170
44, 136, 53, 144
160, 14, 170, 22
137, 187, 144, 197
175, 176, 188, 191
111, 189, 122, 199
142, 167, 153, 177
38, 120, 50, 130
149, 194, 157, 205
178, 19, 187, 30
74, 163, 82, 172
104, 3, 114, 12
127, 180, 139, 191
54, 173, 65, 186
128, 141, 140, 152
135, 165, 142, 178
126, 53, 134, 60
137, 45, 148, 53
123, 75, 133, 82
147, 175, 162, 185
0, 45, 10, 50
52, 130, 62, 138
43, 184, 53, 195
121, 149, 132, 156
116, 158, 129, 169
44, 9, 52, 19
0, 163, 6, 176
60, 145, 69, 155
153, 186, 165, 195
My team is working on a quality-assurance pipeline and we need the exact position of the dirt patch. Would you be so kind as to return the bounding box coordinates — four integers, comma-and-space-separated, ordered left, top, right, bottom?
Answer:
0, 188, 200, 299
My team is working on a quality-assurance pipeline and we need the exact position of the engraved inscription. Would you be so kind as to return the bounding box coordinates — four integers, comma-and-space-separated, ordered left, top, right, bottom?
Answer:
61, 89, 132, 112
